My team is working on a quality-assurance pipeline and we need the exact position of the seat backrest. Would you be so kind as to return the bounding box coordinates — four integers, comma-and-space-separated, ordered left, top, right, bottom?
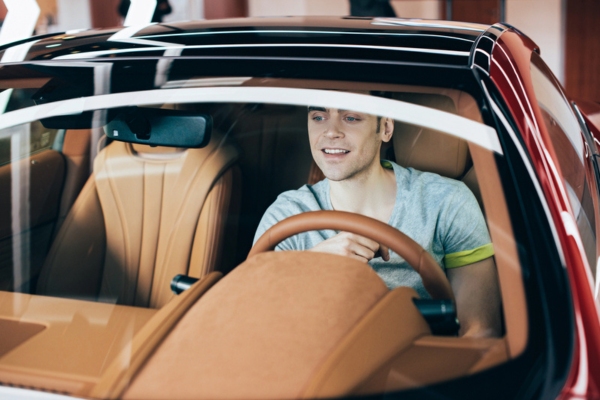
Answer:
391, 91, 484, 209
226, 104, 314, 266
37, 131, 240, 308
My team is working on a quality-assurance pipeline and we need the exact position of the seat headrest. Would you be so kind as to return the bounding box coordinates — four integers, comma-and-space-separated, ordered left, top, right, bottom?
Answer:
392, 93, 474, 179
393, 124, 470, 179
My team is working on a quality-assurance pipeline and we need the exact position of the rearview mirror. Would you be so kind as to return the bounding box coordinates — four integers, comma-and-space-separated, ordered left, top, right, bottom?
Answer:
104, 107, 212, 148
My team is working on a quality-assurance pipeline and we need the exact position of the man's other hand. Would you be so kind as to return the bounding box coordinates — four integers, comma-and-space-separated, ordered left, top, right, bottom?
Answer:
447, 257, 502, 338
308, 232, 390, 263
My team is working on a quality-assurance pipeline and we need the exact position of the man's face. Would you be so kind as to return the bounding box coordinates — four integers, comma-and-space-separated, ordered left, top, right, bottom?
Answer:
308, 107, 391, 182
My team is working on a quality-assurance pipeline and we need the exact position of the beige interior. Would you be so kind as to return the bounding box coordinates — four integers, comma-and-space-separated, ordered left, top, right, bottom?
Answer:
37, 130, 240, 308
0, 291, 157, 395
391, 92, 485, 212
112, 90, 521, 398
0, 86, 528, 398
122, 252, 424, 399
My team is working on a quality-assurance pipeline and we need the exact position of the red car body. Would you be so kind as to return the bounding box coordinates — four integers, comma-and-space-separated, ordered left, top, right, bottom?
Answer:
491, 29, 600, 399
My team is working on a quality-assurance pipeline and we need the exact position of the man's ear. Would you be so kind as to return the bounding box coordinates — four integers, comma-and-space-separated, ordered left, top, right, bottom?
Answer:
381, 118, 394, 143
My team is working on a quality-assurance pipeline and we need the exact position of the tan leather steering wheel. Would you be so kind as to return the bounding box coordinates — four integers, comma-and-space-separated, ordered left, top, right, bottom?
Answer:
249, 210, 455, 301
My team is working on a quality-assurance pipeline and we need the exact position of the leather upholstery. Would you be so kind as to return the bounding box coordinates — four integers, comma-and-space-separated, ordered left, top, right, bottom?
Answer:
391, 92, 483, 202
393, 124, 470, 179
55, 129, 92, 234
123, 251, 431, 399
37, 132, 240, 308
391, 92, 468, 179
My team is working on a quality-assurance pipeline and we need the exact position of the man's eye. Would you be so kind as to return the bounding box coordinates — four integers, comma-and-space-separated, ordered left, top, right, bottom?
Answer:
345, 116, 360, 122
313, 115, 324, 121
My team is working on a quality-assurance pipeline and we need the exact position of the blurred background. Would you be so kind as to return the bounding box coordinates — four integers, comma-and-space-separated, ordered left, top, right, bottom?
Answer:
2, 0, 597, 103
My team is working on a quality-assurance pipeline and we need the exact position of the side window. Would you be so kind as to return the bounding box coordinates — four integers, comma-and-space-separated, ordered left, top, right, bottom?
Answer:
530, 53, 598, 279
0, 122, 59, 166
0, 88, 60, 166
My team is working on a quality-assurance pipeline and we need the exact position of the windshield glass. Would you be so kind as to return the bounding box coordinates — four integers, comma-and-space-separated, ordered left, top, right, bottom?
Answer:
0, 71, 525, 398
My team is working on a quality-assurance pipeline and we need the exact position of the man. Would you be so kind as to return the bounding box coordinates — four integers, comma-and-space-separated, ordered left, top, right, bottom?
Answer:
254, 105, 501, 338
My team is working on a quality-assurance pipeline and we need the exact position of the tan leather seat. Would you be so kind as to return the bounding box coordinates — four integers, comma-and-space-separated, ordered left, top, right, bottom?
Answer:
37, 131, 240, 308
391, 92, 484, 210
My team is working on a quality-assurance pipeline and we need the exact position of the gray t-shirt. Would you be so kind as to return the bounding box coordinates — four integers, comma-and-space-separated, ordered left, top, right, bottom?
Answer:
253, 161, 493, 298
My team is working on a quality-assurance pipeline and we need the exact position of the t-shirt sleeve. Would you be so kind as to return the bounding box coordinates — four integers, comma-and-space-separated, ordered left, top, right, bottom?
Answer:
253, 183, 330, 251
253, 199, 300, 251
439, 184, 494, 268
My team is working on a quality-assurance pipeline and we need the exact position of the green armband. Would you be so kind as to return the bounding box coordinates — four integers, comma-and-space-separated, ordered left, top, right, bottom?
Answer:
444, 243, 494, 269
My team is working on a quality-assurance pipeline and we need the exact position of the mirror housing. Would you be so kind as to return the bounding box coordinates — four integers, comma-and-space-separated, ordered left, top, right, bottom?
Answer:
104, 107, 212, 148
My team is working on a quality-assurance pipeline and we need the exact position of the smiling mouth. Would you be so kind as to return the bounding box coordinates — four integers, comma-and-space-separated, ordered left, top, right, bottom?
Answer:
322, 149, 350, 154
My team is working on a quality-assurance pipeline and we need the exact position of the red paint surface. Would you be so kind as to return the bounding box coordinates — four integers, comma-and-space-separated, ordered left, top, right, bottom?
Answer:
490, 29, 600, 399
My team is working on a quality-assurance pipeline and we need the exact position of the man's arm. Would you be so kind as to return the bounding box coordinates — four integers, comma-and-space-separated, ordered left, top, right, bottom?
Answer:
447, 256, 502, 338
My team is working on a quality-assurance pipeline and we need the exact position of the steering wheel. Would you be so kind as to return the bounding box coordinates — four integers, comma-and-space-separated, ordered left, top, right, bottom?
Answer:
249, 210, 455, 301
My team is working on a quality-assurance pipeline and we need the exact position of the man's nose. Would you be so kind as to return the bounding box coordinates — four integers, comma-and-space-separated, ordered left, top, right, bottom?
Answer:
324, 120, 343, 138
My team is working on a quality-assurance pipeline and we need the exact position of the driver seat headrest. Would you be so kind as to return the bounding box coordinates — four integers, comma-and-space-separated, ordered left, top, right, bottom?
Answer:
392, 124, 470, 180
391, 92, 481, 179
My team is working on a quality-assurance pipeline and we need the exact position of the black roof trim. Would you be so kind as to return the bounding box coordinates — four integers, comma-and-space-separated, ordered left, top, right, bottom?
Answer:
470, 23, 509, 74
0, 17, 491, 67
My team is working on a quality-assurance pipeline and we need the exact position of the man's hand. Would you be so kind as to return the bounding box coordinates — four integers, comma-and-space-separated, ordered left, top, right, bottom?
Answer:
308, 232, 390, 263
447, 257, 502, 338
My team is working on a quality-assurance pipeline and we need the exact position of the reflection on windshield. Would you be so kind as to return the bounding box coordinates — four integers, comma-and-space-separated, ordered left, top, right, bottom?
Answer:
0, 84, 522, 398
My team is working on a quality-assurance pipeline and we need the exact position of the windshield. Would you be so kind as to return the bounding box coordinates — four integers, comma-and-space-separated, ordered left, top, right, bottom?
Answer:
0, 69, 526, 398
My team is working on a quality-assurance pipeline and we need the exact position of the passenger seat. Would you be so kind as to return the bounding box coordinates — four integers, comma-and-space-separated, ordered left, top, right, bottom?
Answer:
37, 130, 240, 308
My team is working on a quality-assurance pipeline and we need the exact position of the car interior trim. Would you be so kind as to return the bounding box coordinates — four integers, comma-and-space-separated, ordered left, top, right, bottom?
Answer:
468, 142, 528, 358
299, 287, 432, 398
0, 291, 158, 395
89, 271, 222, 399
117, 252, 395, 399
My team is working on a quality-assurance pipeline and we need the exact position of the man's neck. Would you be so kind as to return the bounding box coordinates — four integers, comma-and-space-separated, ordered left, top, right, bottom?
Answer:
329, 161, 397, 223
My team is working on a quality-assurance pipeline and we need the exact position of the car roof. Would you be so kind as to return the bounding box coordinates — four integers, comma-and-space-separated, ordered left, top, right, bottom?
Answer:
0, 17, 501, 68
